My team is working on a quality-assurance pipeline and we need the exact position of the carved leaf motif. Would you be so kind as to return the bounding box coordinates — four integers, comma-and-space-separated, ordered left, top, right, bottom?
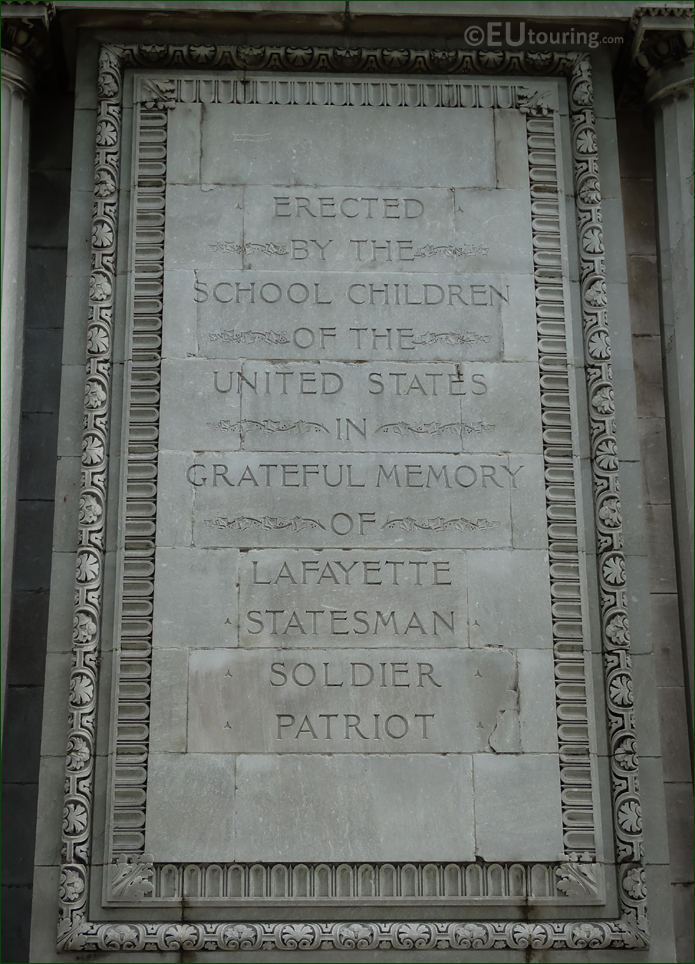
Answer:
111, 854, 154, 900
208, 329, 290, 345
618, 799, 643, 833
382, 515, 498, 532
278, 923, 319, 949
204, 515, 326, 532
73, 611, 96, 643
63, 803, 88, 836
220, 924, 259, 949
59, 867, 85, 902
570, 923, 603, 947
161, 923, 198, 948
622, 866, 646, 899
102, 924, 140, 949
556, 862, 599, 898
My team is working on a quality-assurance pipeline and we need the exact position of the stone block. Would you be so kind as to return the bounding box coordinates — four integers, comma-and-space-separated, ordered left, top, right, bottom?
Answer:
59, 277, 90, 366
621, 178, 657, 257
599, 197, 628, 284
149, 648, 189, 753
45, 552, 77, 653
632, 335, 665, 419
157, 451, 524, 550
33, 756, 65, 868
664, 782, 694, 884
494, 108, 529, 190
596, 116, 621, 199
12, 502, 54, 591
18, 414, 58, 501
645, 504, 677, 593
239, 548, 467, 648
638, 417, 671, 505
232, 754, 475, 862
3, 686, 43, 785
622, 554, 652, 655
201, 103, 495, 189
637, 756, 670, 865
56, 366, 86, 458
509, 454, 548, 549
657, 685, 691, 782
2, 784, 38, 886
617, 110, 655, 180
617, 461, 647, 556
152, 546, 239, 650
7, 589, 49, 685
21, 328, 63, 415
52, 456, 81, 553
673, 882, 695, 964
179, 267, 535, 364
27, 171, 70, 249
38, 653, 71, 758
467, 548, 553, 649
627, 255, 659, 336
1, 883, 32, 964
517, 649, 558, 752
159, 357, 242, 452
473, 754, 564, 861
24, 248, 68, 330
187, 646, 522, 754
145, 753, 238, 862
236, 360, 543, 455
166, 103, 202, 184
650, 592, 686, 686
164, 184, 243, 270
630, 652, 663, 760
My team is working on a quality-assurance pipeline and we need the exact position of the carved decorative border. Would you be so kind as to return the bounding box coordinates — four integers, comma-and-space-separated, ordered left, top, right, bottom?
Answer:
106, 72, 596, 908
59, 44, 646, 952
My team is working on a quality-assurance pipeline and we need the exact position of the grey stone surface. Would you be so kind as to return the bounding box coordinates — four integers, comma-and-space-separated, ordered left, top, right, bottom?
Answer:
147, 752, 479, 863
235, 360, 543, 454
657, 685, 692, 783
200, 104, 496, 189
149, 647, 189, 752
152, 546, 239, 649
467, 549, 553, 648
187, 646, 527, 753
145, 753, 238, 861
627, 256, 660, 336
231, 754, 475, 863
156, 450, 540, 550
164, 267, 536, 365
22, 34, 690, 964
239, 548, 468, 648
472, 754, 564, 861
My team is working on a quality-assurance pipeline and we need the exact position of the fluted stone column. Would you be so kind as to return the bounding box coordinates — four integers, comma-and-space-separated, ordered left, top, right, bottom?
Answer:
1, 48, 34, 724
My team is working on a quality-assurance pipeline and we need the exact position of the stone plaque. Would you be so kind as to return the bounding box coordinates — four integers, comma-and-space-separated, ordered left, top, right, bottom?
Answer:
58, 45, 646, 954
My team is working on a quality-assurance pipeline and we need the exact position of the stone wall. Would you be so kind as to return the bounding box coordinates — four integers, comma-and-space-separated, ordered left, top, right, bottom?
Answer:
617, 106, 693, 963
2, 81, 74, 964
0, 4, 691, 962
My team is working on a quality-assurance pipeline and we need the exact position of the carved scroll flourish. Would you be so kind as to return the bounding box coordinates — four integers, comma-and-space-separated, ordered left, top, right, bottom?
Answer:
58, 43, 646, 952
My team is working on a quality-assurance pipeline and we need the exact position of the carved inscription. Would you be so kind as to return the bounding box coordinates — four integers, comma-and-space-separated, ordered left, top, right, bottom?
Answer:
187, 648, 522, 753
149, 92, 564, 866
58, 48, 640, 947
239, 550, 467, 648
